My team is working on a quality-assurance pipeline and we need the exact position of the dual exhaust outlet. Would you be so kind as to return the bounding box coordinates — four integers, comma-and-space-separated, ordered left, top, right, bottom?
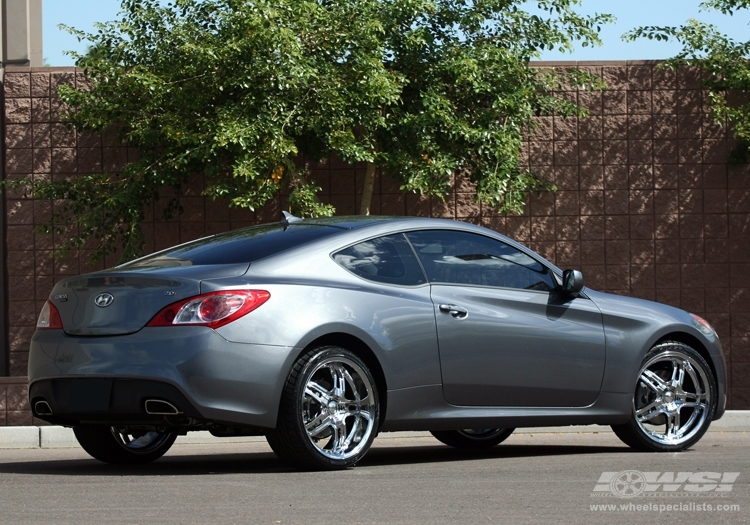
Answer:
144, 399, 182, 415
34, 400, 53, 416
33, 399, 182, 416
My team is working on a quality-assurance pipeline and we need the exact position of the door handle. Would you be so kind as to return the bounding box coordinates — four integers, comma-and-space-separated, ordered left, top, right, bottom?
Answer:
439, 304, 468, 319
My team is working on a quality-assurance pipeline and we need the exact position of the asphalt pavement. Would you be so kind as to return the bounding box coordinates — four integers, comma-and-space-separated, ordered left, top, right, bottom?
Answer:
0, 431, 748, 525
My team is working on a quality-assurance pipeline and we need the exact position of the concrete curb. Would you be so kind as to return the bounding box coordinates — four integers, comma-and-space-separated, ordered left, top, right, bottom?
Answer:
1, 411, 748, 449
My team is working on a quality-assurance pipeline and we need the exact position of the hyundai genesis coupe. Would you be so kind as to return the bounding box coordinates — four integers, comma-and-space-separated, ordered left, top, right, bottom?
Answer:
28, 213, 726, 470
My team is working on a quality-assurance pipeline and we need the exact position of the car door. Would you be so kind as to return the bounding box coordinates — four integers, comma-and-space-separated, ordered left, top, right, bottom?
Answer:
406, 229, 606, 408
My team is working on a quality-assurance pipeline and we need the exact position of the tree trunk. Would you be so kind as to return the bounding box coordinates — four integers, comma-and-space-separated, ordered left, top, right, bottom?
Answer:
359, 161, 376, 215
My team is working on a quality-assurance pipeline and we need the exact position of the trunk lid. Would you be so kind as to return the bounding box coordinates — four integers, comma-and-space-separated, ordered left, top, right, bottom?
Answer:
49, 263, 249, 336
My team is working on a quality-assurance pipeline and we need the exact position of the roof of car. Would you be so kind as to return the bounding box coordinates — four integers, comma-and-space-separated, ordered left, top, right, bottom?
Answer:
300, 215, 425, 229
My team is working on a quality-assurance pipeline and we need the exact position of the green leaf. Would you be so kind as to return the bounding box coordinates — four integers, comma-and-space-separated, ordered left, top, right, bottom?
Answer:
29, 0, 614, 264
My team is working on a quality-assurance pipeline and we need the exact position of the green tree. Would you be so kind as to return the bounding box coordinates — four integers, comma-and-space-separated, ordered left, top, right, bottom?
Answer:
626, 0, 750, 160
16, 0, 612, 262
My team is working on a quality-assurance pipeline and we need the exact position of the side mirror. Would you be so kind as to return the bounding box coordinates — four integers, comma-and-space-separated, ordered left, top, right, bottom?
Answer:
562, 269, 584, 296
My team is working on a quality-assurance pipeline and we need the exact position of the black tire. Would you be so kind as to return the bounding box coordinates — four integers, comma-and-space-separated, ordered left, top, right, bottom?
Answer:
611, 341, 717, 452
430, 428, 515, 449
266, 346, 379, 470
73, 426, 177, 464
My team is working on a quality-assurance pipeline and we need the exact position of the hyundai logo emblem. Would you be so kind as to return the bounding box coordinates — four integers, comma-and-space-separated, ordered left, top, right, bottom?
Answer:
94, 293, 115, 308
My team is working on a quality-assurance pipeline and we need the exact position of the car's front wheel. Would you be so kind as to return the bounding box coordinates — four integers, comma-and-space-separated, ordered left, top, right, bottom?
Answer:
430, 428, 515, 449
611, 341, 716, 452
267, 346, 379, 470
73, 426, 177, 464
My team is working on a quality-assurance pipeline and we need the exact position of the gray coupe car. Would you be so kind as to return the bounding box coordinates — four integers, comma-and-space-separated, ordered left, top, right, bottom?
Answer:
28, 214, 726, 470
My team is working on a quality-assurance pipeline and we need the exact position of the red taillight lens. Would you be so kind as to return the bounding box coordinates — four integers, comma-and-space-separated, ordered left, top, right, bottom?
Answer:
199, 295, 244, 321
37, 301, 63, 329
146, 290, 270, 329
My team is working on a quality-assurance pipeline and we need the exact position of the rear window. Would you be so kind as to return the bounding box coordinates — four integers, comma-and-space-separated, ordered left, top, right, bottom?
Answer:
121, 224, 342, 268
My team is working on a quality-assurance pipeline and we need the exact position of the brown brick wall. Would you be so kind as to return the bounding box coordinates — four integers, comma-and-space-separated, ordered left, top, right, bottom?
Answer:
0, 376, 36, 426
2, 63, 750, 426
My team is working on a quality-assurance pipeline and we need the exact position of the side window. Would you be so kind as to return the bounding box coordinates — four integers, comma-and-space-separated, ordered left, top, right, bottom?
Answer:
406, 230, 557, 292
333, 234, 427, 286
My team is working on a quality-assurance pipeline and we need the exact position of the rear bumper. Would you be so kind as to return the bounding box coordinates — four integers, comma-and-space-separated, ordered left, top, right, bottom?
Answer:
29, 378, 204, 427
28, 327, 298, 429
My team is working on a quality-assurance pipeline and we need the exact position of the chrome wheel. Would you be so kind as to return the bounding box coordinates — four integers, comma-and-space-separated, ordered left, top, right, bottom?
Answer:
431, 428, 514, 449
633, 351, 711, 446
111, 428, 175, 454
73, 426, 177, 464
612, 341, 716, 452
267, 346, 380, 470
301, 356, 377, 461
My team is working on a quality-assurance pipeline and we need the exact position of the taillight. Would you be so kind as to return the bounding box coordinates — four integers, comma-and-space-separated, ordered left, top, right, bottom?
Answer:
37, 301, 63, 329
146, 290, 270, 329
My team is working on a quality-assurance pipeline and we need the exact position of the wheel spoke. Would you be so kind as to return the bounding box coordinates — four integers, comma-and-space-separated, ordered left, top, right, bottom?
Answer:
666, 411, 681, 439
348, 408, 373, 422
129, 432, 160, 448
641, 370, 668, 393
664, 414, 674, 439
683, 391, 705, 404
331, 419, 349, 455
342, 417, 361, 450
349, 395, 369, 407
305, 382, 331, 406
635, 400, 663, 422
340, 367, 360, 402
305, 412, 332, 437
670, 360, 686, 389
330, 365, 347, 398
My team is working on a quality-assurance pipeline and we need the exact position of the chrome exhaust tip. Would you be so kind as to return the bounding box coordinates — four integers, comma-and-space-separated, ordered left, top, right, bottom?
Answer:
144, 399, 182, 415
34, 400, 53, 416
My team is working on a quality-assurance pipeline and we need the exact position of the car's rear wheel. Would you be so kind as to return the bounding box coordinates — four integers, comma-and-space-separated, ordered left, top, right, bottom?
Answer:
611, 341, 716, 452
73, 426, 177, 464
430, 428, 515, 449
267, 346, 379, 470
